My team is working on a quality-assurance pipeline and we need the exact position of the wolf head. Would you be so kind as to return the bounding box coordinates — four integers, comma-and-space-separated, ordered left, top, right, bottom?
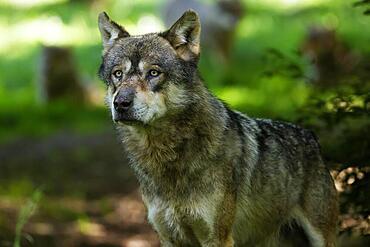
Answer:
98, 10, 201, 125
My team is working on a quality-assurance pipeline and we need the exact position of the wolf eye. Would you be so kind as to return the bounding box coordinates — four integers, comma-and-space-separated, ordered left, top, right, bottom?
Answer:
148, 69, 160, 78
113, 70, 123, 78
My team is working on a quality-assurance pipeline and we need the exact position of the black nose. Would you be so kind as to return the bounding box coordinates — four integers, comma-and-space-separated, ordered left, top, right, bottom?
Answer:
113, 88, 135, 112
114, 99, 132, 111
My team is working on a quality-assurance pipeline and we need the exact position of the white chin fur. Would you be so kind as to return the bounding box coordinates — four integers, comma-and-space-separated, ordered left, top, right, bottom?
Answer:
134, 91, 167, 124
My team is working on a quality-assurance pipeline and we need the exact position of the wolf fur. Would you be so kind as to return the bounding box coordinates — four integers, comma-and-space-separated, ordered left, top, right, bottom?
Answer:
98, 10, 338, 247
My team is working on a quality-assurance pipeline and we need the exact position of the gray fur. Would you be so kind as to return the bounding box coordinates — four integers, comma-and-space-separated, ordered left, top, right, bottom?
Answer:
98, 10, 338, 247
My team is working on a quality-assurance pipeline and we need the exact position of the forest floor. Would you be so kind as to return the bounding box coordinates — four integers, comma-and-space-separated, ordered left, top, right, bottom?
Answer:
0, 128, 369, 247
0, 128, 160, 247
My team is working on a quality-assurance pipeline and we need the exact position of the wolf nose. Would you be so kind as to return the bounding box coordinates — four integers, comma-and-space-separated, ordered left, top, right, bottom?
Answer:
113, 88, 135, 112
114, 98, 132, 112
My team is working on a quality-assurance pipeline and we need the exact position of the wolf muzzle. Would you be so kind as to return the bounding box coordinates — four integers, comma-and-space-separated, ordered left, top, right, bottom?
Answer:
113, 87, 136, 122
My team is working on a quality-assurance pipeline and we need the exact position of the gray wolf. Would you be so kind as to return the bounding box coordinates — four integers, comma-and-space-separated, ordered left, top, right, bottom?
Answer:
98, 10, 338, 247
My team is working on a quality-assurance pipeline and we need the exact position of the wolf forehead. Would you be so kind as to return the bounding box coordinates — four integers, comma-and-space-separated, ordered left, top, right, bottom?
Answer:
99, 34, 180, 79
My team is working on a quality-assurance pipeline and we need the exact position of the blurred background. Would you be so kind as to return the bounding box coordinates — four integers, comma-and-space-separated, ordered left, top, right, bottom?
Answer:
0, 0, 369, 246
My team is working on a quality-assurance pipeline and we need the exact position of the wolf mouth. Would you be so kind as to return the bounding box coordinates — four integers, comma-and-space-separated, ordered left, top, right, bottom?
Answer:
113, 116, 143, 126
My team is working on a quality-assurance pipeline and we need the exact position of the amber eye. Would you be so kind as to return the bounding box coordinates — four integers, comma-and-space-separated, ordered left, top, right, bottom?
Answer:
113, 70, 123, 78
148, 69, 160, 78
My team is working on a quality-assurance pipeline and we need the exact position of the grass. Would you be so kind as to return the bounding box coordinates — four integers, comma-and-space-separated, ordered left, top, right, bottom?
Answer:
13, 189, 42, 247
0, 101, 109, 143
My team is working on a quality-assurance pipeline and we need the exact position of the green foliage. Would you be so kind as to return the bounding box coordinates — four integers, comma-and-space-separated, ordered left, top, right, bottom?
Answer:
0, 0, 368, 142
14, 189, 42, 247
296, 56, 370, 234
298, 91, 370, 167
0, 101, 108, 143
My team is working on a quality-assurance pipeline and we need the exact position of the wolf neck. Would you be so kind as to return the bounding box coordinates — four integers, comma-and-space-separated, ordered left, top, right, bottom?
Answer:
118, 86, 227, 172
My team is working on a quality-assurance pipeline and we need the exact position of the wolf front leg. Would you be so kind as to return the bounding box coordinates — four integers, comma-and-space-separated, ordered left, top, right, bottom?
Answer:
193, 188, 236, 247
151, 223, 182, 247
211, 173, 237, 247
207, 234, 235, 247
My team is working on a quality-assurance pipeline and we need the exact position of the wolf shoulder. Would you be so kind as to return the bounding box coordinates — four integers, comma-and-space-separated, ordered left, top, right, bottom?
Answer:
224, 106, 323, 165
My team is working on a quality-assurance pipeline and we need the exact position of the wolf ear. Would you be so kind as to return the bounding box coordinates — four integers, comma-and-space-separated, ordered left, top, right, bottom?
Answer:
98, 12, 130, 53
161, 10, 201, 61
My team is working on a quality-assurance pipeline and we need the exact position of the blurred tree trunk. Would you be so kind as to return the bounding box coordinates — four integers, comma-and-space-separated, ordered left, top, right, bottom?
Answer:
38, 46, 86, 104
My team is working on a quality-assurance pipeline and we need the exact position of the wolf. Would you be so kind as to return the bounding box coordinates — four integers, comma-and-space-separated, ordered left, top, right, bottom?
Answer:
98, 10, 338, 247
